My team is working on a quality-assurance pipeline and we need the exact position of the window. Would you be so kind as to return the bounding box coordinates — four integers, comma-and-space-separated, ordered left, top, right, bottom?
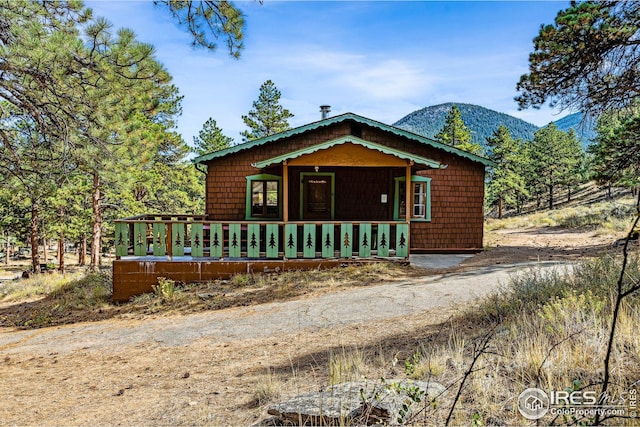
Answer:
245, 174, 282, 219
252, 181, 279, 217
394, 176, 431, 221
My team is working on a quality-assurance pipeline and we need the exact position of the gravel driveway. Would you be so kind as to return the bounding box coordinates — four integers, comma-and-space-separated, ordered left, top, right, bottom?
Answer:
0, 261, 570, 356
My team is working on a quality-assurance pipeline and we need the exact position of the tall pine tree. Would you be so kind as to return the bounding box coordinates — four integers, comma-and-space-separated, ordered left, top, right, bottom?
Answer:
434, 105, 483, 155
241, 80, 294, 141
193, 117, 233, 155
486, 125, 528, 218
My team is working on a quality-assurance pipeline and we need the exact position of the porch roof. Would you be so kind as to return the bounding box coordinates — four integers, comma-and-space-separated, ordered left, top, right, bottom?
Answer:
193, 112, 496, 167
251, 136, 445, 169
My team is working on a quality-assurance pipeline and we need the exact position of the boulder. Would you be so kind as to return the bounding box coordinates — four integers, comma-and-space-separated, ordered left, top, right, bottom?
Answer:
267, 379, 444, 425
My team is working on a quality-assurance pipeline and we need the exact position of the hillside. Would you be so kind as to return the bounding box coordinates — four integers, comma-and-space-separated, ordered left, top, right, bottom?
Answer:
552, 112, 597, 146
393, 103, 538, 145
393, 103, 596, 148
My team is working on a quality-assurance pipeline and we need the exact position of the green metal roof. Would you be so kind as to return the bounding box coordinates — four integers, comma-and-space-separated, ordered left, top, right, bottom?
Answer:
251, 135, 445, 169
193, 112, 496, 167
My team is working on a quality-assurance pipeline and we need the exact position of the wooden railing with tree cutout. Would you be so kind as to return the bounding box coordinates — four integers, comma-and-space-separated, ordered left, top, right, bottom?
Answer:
114, 215, 410, 260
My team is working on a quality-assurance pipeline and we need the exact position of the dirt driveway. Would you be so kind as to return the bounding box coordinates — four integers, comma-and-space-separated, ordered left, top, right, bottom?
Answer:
0, 260, 568, 357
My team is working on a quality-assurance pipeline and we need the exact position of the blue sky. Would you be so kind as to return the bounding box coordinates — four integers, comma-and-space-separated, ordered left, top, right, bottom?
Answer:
86, 1, 569, 146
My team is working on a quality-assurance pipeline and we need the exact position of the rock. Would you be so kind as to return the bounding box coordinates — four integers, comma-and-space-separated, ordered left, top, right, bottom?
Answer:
267, 379, 444, 426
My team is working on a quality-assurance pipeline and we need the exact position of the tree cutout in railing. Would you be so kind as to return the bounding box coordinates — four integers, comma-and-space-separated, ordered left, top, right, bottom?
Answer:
156, 232, 162, 246
306, 233, 313, 249
269, 233, 276, 249
212, 232, 220, 247
231, 232, 239, 248
362, 232, 369, 247
287, 233, 295, 249
250, 232, 257, 248
399, 232, 406, 248
343, 232, 350, 247
137, 232, 144, 248
194, 232, 201, 248
175, 232, 182, 247
380, 233, 387, 248
117, 232, 124, 246
324, 233, 332, 248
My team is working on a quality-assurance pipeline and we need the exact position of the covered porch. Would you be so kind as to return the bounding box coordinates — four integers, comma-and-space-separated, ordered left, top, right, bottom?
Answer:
112, 217, 410, 301
112, 136, 444, 301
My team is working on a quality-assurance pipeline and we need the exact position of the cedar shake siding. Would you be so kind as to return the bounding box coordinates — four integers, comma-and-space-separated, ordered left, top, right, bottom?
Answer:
202, 118, 487, 251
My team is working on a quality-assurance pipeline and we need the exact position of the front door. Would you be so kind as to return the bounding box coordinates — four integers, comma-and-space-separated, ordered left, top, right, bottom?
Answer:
303, 175, 333, 219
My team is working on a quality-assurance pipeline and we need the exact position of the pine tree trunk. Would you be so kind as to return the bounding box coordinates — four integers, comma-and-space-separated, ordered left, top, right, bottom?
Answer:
30, 202, 40, 273
58, 235, 65, 274
4, 231, 9, 266
498, 197, 503, 219
607, 183, 612, 199
567, 185, 572, 202
80, 234, 86, 266
90, 172, 102, 271
43, 238, 48, 264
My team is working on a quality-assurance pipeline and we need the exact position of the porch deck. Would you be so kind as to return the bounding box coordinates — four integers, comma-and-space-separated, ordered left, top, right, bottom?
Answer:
112, 215, 410, 301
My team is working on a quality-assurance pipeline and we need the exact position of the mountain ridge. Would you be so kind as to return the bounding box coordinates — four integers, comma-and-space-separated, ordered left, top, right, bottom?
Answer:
392, 103, 594, 148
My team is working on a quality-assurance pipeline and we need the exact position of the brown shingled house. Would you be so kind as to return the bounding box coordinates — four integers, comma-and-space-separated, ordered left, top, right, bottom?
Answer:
112, 112, 493, 301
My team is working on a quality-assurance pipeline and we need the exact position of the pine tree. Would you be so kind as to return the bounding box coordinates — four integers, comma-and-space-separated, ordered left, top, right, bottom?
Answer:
193, 117, 233, 156
241, 80, 294, 141
517, 1, 640, 116
434, 105, 483, 155
486, 126, 528, 218
528, 123, 584, 209
590, 108, 640, 197
155, 0, 245, 57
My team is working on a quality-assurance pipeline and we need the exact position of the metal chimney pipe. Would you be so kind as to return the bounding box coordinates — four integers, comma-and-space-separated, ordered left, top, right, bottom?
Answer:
320, 105, 331, 120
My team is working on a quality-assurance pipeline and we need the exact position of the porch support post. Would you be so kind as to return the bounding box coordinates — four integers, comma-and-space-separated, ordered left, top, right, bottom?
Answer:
405, 161, 412, 222
283, 160, 289, 222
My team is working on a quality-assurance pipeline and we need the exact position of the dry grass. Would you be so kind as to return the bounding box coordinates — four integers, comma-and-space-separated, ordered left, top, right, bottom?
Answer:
0, 262, 422, 329
384, 255, 640, 426
486, 197, 637, 235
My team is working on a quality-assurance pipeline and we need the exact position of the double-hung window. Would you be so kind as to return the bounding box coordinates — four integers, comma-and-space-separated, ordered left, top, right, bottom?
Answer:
394, 176, 431, 221
245, 174, 282, 219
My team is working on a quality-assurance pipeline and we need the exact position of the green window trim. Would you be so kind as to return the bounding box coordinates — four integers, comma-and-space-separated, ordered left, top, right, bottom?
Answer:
245, 173, 283, 220
299, 172, 336, 220
394, 176, 431, 222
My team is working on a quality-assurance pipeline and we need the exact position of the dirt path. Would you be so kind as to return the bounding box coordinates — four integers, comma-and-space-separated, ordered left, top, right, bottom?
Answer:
0, 260, 569, 357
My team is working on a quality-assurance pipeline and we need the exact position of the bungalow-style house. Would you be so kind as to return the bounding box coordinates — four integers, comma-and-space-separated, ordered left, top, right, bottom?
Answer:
112, 112, 494, 301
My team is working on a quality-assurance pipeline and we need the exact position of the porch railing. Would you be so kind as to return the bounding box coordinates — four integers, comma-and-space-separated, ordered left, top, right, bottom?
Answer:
113, 215, 409, 260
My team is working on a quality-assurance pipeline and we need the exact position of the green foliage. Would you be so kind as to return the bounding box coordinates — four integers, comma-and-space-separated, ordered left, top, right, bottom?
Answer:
192, 117, 233, 156
516, 1, 640, 116
155, 0, 245, 57
153, 277, 177, 301
525, 123, 585, 209
0, 4, 205, 268
434, 105, 483, 155
485, 125, 528, 216
590, 108, 640, 191
241, 80, 294, 141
